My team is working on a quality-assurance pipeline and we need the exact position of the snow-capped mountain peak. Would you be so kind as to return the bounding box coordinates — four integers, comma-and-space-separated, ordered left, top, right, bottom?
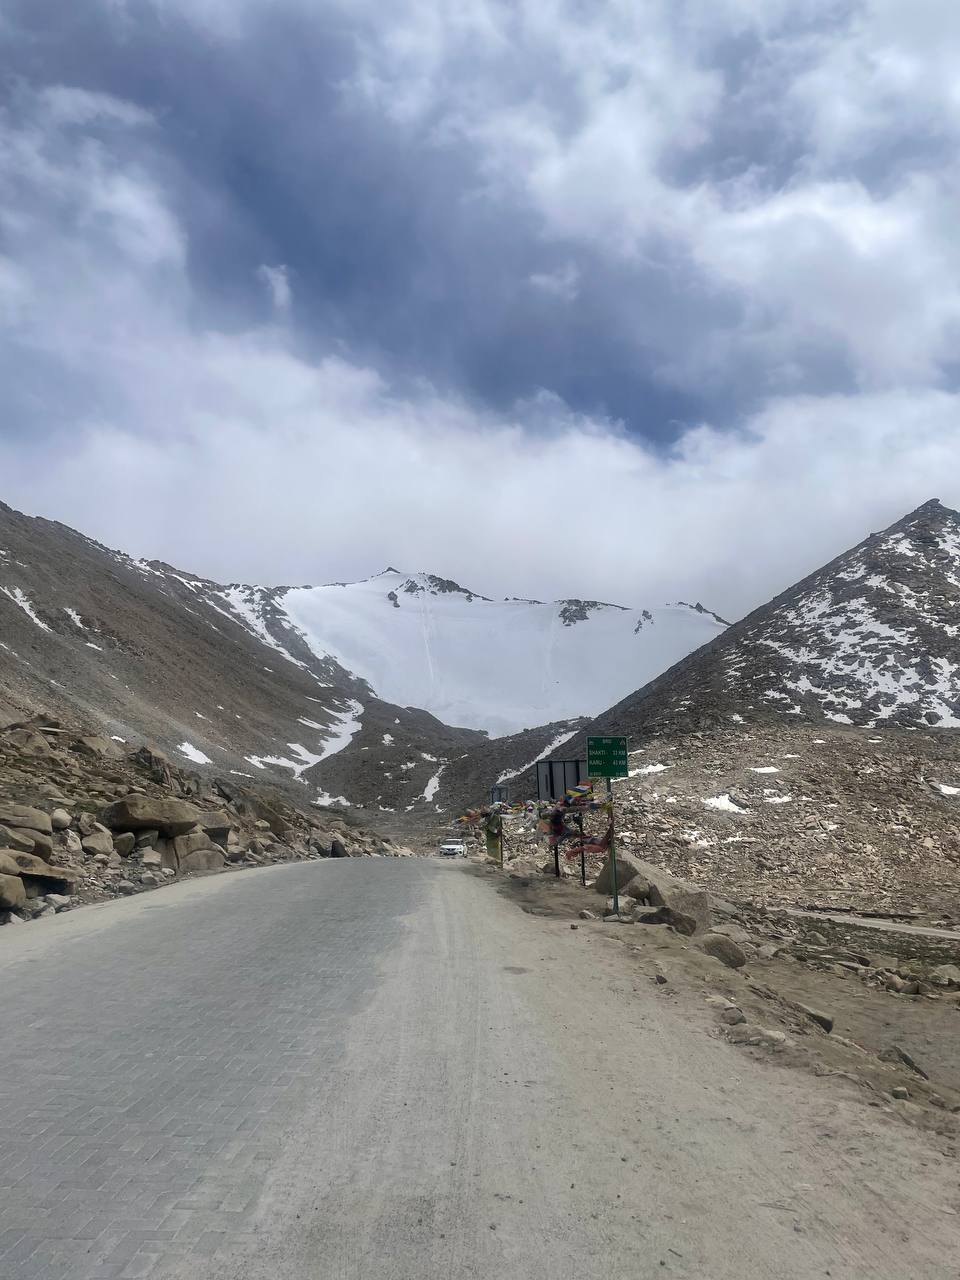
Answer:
586, 498, 960, 739
278, 570, 727, 737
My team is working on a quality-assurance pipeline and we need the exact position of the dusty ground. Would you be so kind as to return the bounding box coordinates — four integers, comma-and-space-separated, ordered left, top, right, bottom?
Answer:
471, 859, 960, 1140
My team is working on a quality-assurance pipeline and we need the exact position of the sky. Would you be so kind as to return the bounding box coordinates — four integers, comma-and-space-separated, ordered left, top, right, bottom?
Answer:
1, 0, 959, 620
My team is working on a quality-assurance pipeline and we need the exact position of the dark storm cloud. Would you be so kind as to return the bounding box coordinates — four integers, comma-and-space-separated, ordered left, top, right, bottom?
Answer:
0, 0, 958, 618
0, 0, 753, 436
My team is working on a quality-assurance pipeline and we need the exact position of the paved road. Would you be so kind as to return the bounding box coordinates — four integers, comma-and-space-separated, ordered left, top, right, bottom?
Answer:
1, 861, 957, 1280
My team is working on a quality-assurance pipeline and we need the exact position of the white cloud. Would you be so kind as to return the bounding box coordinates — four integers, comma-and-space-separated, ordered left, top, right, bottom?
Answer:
2, 24, 960, 626
38, 85, 155, 128
340, 0, 960, 391
528, 262, 579, 301
257, 264, 292, 313
788, 0, 960, 165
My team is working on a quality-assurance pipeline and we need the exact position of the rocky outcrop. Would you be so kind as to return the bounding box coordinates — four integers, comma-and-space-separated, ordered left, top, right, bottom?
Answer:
101, 796, 201, 837
0, 849, 79, 895
0, 803, 52, 835
594, 850, 649, 896
166, 831, 225, 874
72, 735, 124, 760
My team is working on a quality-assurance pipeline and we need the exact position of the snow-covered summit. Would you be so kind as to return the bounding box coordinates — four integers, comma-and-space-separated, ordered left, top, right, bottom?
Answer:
277, 569, 727, 737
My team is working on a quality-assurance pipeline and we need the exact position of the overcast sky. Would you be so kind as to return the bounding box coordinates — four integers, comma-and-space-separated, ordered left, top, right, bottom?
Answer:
1, 0, 959, 619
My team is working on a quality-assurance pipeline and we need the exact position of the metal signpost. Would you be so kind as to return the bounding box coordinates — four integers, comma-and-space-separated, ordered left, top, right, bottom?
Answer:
586, 736, 629, 915
537, 759, 590, 877
489, 787, 509, 863
575, 810, 587, 886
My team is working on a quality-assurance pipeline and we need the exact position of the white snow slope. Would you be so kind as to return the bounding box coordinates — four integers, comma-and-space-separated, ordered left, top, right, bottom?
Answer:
280, 571, 726, 737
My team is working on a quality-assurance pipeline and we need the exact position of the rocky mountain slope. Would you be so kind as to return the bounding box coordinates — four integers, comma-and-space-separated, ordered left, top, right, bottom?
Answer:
435, 500, 960, 817
0, 501, 722, 819
0, 712, 406, 929
587, 499, 960, 743
0, 500, 478, 812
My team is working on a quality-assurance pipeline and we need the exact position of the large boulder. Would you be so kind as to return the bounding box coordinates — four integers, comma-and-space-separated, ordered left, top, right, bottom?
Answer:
128, 745, 177, 786
0, 851, 25, 877
165, 831, 226, 874
620, 874, 652, 901
60, 829, 83, 858
929, 964, 960, 988
700, 933, 748, 969
81, 829, 115, 858
0, 804, 52, 835
101, 795, 201, 837
179, 847, 226, 875
707, 923, 753, 948
0, 873, 26, 910
635, 905, 699, 936
0, 826, 38, 854
646, 878, 711, 936
1, 729, 53, 757
594, 850, 651, 896
596, 851, 711, 934
197, 809, 234, 834
0, 850, 78, 893
10, 828, 54, 859
197, 809, 235, 850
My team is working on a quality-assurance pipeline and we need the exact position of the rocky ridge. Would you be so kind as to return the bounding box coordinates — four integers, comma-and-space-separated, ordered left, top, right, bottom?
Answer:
587, 499, 960, 741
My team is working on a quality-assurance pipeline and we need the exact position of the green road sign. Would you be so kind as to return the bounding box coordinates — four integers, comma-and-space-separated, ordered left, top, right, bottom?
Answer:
586, 736, 629, 778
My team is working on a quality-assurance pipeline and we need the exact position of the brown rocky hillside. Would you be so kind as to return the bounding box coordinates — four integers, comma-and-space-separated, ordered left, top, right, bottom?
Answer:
0, 713, 407, 928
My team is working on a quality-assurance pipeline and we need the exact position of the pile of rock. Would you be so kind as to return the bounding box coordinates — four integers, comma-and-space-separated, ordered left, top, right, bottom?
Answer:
0, 715, 411, 926
0, 803, 79, 919
771, 934, 960, 997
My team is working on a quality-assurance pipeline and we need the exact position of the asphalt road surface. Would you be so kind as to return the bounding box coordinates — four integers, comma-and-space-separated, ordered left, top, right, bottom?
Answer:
1, 860, 957, 1280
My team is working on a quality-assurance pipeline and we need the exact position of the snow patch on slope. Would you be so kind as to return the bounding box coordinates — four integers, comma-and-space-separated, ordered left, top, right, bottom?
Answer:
1, 586, 50, 631
244, 701, 364, 781
423, 765, 445, 802
496, 728, 578, 783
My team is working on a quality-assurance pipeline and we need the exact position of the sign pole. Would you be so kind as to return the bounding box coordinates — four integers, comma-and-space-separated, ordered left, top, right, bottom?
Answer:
587, 737, 628, 917
553, 827, 561, 879
576, 811, 586, 887
499, 816, 505, 868
606, 777, 619, 916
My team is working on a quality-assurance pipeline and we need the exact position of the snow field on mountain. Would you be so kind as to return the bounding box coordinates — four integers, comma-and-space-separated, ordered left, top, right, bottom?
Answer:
282, 572, 725, 737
